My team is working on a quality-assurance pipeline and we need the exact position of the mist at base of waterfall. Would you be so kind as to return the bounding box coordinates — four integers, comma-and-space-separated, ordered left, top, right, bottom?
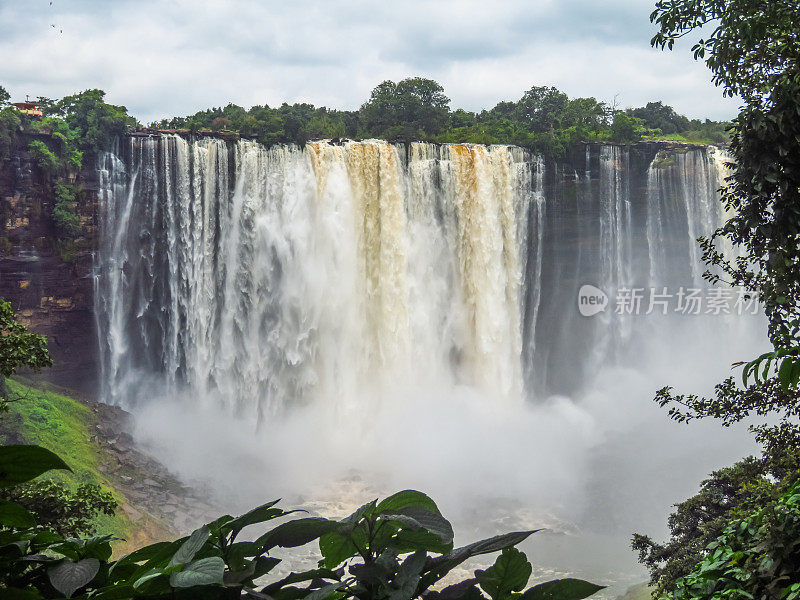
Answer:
127, 311, 761, 591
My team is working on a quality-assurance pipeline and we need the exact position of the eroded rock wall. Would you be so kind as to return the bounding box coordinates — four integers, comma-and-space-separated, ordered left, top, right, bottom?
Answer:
0, 134, 99, 394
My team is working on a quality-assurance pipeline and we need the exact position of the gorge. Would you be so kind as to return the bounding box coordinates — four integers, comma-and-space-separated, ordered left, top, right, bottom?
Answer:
92, 136, 741, 410
0, 135, 762, 587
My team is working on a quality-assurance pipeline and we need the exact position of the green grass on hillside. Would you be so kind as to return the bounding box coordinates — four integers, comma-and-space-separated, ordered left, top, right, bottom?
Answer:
642, 132, 728, 146
1, 378, 135, 541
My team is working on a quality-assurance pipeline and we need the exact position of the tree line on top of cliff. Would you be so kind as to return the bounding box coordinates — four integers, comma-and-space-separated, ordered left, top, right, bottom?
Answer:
152, 79, 730, 155
0, 80, 728, 162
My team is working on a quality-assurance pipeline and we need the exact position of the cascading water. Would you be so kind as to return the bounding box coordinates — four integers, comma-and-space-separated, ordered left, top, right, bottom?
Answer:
96, 137, 740, 410
645, 148, 725, 288
96, 137, 536, 419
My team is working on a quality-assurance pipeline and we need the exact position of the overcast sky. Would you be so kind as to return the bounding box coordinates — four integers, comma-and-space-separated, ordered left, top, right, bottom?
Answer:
0, 0, 740, 124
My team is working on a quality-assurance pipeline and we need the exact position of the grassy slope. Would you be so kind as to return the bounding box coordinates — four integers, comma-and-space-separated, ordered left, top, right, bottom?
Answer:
1, 378, 135, 545
642, 132, 727, 145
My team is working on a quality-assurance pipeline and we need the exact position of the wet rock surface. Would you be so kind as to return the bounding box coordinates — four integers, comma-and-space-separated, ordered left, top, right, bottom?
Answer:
89, 401, 219, 535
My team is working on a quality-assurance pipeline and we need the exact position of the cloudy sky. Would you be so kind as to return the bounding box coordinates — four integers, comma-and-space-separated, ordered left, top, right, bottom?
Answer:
0, 0, 740, 123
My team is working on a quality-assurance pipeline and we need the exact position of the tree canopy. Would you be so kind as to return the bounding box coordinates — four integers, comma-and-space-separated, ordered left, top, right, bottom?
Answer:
151, 78, 729, 156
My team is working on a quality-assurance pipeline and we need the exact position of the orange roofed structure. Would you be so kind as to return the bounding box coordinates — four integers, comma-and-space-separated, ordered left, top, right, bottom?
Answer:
12, 102, 43, 119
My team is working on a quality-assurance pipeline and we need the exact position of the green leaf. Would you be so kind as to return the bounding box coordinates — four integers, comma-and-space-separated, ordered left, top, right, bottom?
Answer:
169, 556, 226, 588
377, 490, 441, 515
341, 500, 377, 528
132, 568, 166, 589
225, 499, 285, 537
253, 555, 282, 578
258, 517, 339, 550
382, 506, 454, 544
119, 541, 180, 583
110, 541, 176, 574
83, 584, 138, 600
263, 568, 341, 594
305, 581, 346, 600
0, 500, 35, 528
426, 530, 540, 582
475, 547, 532, 600
521, 578, 605, 600
77, 535, 116, 562
389, 550, 427, 600
170, 524, 210, 565
0, 445, 71, 487
391, 527, 453, 554
434, 580, 484, 600
319, 531, 361, 569
47, 558, 100, 598
778, 356, 794, 390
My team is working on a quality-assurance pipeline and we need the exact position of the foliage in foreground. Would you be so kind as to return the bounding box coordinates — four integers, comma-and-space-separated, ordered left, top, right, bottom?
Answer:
665, 482, 800, 600
0, 303, 129, 545
634, 0, 800, 592
0, 480, 116, 539
0, 443, 604, 600
631, 443, 800, 592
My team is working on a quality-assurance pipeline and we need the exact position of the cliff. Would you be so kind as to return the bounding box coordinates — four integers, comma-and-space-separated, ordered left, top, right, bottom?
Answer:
0, 133, 99, 393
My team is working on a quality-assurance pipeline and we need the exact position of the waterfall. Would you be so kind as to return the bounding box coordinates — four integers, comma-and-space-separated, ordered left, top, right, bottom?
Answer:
96, 138, 734, 414
96, 137, 537, 417
645, 148, 727, 288
598, 145, 633, 356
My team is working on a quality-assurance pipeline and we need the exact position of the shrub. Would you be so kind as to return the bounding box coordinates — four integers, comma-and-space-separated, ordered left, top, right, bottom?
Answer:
28, 140, 59, 177
665, 481, 800, 600
0, 450, 606, 600
52, 181, 81, 240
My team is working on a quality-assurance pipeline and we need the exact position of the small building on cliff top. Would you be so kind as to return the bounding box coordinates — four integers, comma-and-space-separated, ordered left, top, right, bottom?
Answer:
11, 102, 43, 119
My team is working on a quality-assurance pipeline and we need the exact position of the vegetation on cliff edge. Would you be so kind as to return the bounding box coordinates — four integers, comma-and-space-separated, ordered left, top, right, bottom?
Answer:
633, 0, 800, 595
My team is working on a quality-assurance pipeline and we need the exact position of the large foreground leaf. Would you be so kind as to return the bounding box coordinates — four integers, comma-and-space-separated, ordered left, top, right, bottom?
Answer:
521, 578, 605, 600
0, 499, 35, 528
170, 525, 210, 565
475, 548, 532, 600
0, 445, 70, 487
258, 517, 339, 550
377, 490, 441, 515
423, 530, 540, 586
48, 558, 100, 598
169, 556, 226, 588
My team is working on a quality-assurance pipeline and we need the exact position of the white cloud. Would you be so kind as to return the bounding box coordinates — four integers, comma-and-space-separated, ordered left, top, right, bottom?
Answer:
0, 0, 739, 123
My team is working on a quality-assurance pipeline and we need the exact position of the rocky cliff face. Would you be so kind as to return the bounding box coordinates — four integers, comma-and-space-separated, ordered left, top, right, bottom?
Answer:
0, 134, 99, 393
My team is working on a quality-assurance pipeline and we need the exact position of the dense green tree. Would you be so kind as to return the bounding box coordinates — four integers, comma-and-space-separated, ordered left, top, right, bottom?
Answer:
0, 85, 9, 107
0, 300, 52, 402
360, 77, 450, 140
153, 79, 724, 153
514, 86, 569, 134
0, 106, 21, 163
628, 101, 690, 134
665, 483, 800, 600
52, 181, 81, 239
27, 140, 60, 177
53, 89, 137, 153
610, 111, 645, 143
634, 0, 800, 591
